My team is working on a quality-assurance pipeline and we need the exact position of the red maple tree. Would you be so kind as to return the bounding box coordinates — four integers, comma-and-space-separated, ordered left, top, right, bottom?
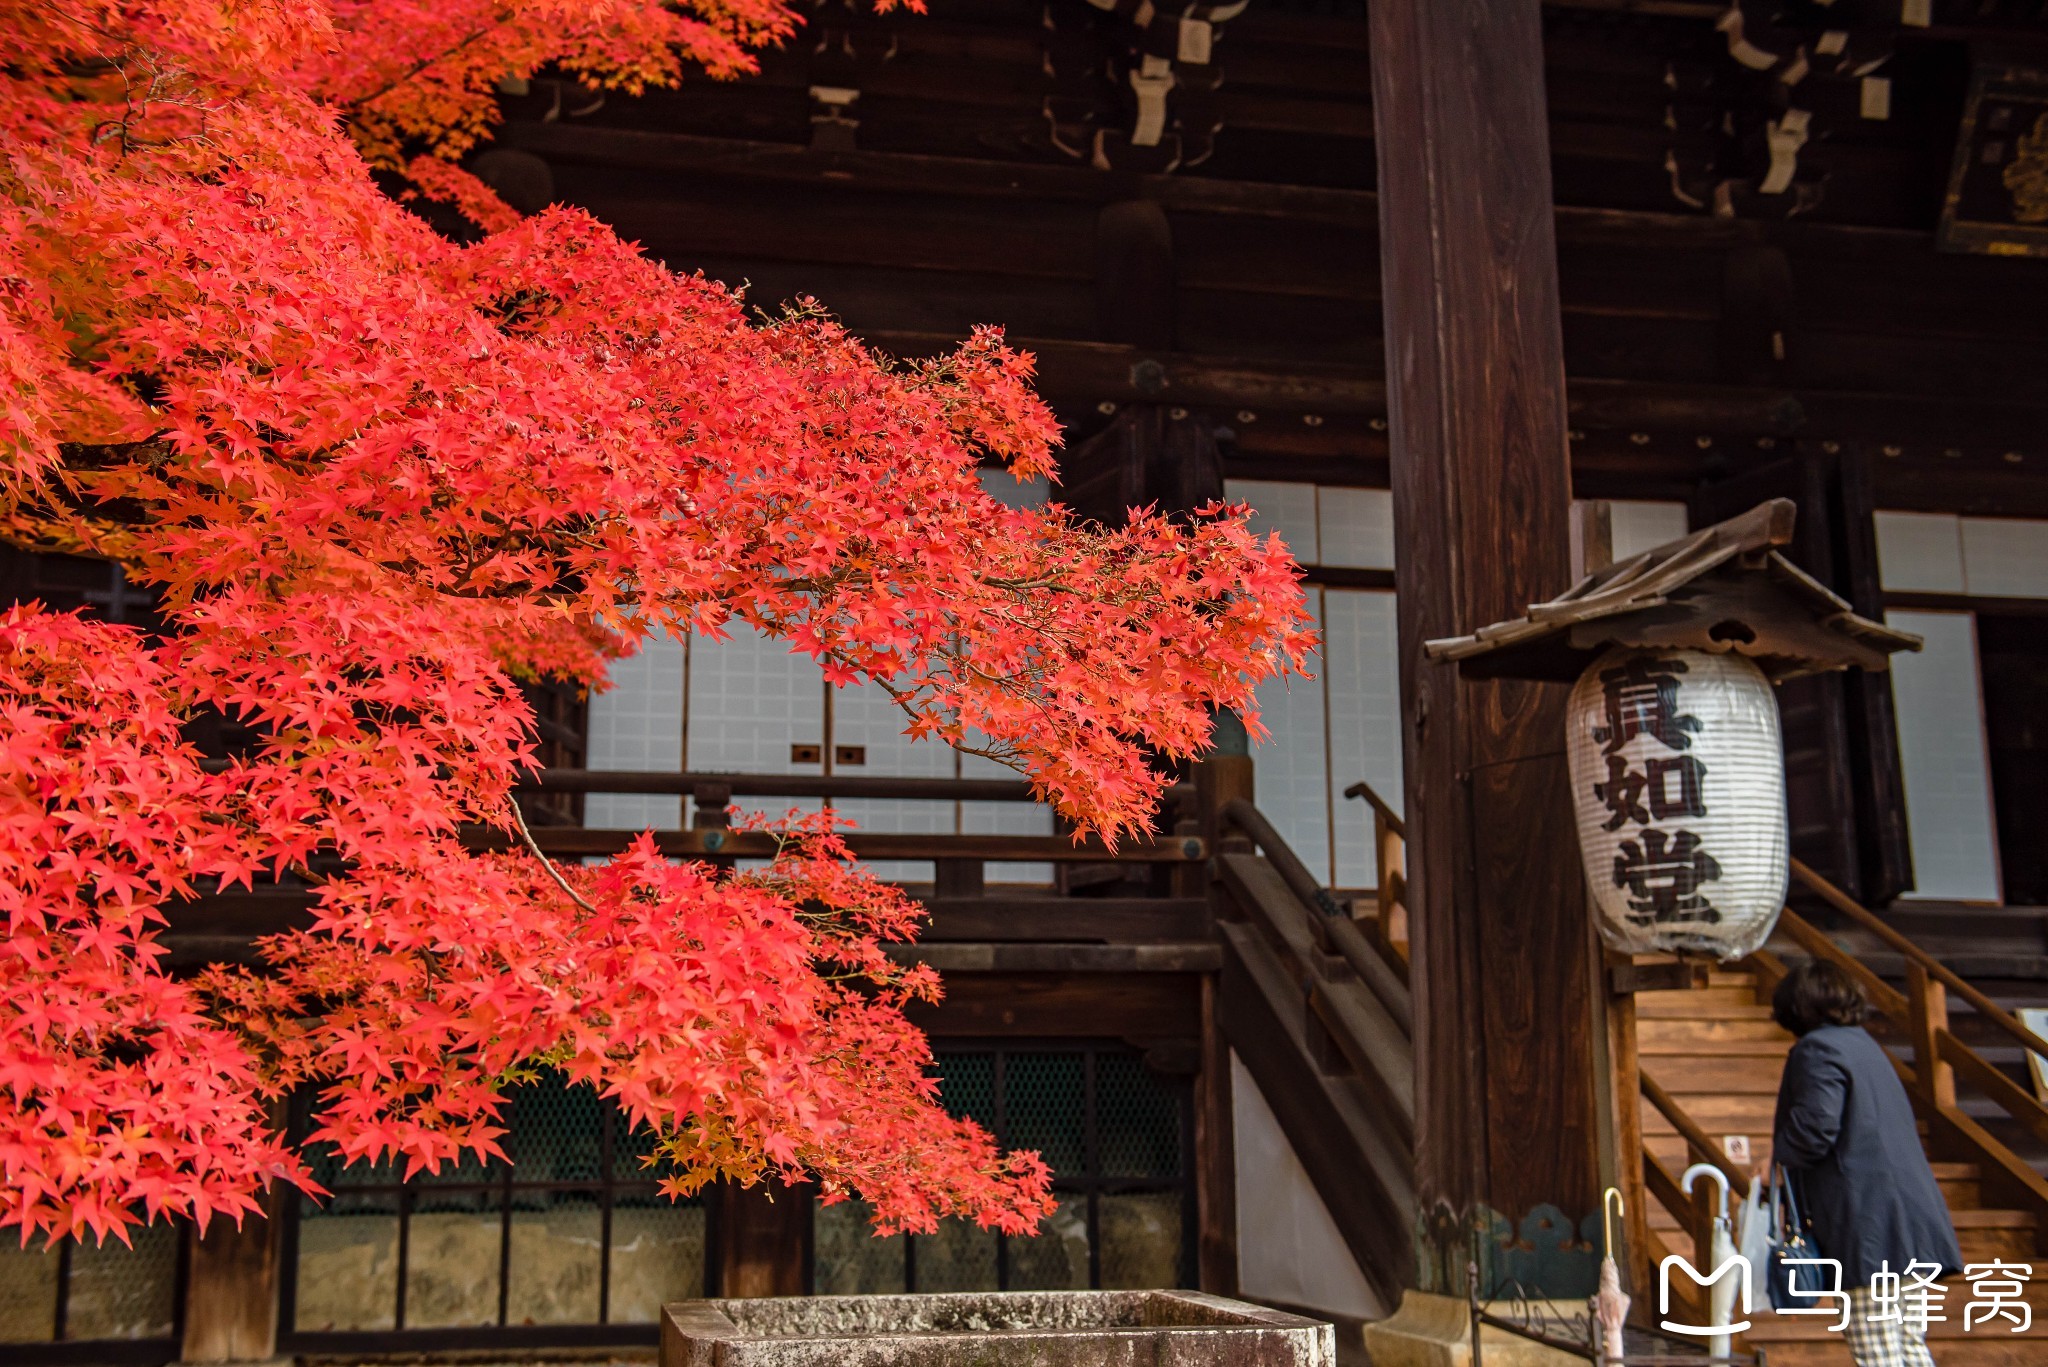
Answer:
0, 0, 1312, 1246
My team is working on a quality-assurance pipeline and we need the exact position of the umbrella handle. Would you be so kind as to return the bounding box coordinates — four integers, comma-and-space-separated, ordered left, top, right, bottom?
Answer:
1602, 1186, 1624, 1262
1680, 1162, 1732, 1223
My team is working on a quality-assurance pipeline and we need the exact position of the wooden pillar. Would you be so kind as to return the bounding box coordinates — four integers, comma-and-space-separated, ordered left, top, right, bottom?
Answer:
1367, 0, 1604, 1298
717, 1180, 811, 1297
179, 1197, 282, 1364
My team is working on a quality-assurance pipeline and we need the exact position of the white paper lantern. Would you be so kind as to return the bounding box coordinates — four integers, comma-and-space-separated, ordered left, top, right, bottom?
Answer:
1566, 647, 1787, 960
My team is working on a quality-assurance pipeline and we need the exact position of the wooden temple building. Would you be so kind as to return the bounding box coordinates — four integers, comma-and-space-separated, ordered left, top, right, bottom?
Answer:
14, 1, 2048, 1364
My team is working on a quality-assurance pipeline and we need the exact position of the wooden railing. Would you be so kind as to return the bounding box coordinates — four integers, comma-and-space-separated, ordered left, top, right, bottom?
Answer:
1223, 799, 1412, 1040
502, 768, 1206, 894
1776, 858, 2048, 1238
1210, 793, 1417, 1301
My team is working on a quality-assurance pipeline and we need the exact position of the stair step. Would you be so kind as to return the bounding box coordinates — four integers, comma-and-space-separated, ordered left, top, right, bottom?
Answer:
1642, 1055, 1788, 1094
1637, 1017, 1795, 1050
1959, 1224, 2038, 1260
1752, 1343, 2042, 1367
1637, 986, 1769, 1012
1640, 1038, 1794, 1057
1953, 1208, 2037, 1229
1645, 1135, 1777, 1173
1637, 998, 1777, 1020
1639, 1094, 1779, 1130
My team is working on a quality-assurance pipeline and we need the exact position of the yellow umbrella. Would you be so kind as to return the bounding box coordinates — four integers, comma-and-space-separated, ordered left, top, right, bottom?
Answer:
1592, 1186, 1630, 1362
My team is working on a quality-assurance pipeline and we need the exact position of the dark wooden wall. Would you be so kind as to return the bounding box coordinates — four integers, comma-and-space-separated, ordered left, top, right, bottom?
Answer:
486, 0, 2048, 511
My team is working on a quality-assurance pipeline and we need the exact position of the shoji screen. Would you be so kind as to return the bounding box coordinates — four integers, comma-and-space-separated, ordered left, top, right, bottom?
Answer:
1886, 609, 2001, 902
1225, 480, 1408, 889
584, 630, 686, 831
962, 467, 1054, 882
1249, 592, 1331, 882
1323, 590, 1402, 887
685, 620, 827, 777
831, 677, 956, 884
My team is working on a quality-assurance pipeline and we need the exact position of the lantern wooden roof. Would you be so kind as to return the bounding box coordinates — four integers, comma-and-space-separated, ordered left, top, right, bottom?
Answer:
1423, 499, 1922, 683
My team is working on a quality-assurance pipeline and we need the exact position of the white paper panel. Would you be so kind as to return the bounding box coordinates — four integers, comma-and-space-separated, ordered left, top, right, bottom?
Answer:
830, 678, 955, 883
1230, 1052, 1384, 1320
1874, 512, 1965, 593
1251, 591, 1330, 883
687, 623, 826, 866
1323, 590, 1403, 889
686, 622, 825, 775
1315, 487, 1395, 570
960, 728, 1052, 885
1608, 500, 1689, 562
584, 630, 685, 831
1962, 518, 2048, 599
1224, 479, 1319, 566
1887, 610, 2001, 902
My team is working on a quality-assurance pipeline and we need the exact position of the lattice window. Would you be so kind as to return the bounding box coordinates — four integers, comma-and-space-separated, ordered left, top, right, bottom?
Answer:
0, 1223, 184, 1362
811, 1044, 1194, 1295
281, 1073, 706, 1350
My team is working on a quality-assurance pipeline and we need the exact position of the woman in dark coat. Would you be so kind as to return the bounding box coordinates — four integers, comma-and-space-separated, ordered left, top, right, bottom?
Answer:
1771, 958, 1962, 1367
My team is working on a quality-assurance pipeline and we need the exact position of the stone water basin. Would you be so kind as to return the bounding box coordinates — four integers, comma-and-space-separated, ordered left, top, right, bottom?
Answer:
661, 1289, 1333, 1367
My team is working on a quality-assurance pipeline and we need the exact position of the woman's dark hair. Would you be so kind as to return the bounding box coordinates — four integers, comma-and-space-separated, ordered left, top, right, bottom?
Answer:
1772, 958, 1869, 1036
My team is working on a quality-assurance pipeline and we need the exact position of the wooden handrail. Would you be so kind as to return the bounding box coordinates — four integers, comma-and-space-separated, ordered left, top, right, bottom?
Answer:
1342, 780, 1406, 839
1791, 857, 2048, 1060
1641, 1071, 1751, 1199
1222, 798, 1413, 1034
1774, 906, 1912, 1025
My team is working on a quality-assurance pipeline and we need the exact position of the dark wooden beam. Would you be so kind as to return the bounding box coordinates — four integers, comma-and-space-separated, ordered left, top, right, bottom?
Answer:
904, 971, 1202, 1041
503, 118, 1986, 254
1370, 0, 1603, 1302
874, 331, 1813, 435
498, 121, 1377, 223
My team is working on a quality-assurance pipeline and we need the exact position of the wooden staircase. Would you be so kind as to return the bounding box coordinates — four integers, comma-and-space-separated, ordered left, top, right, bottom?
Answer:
1232, 783, 2048, 1362
1638, 961, 2048, 1365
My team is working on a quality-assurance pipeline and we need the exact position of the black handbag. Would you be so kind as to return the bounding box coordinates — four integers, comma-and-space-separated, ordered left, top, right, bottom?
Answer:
1766, 1165, 1831, 1310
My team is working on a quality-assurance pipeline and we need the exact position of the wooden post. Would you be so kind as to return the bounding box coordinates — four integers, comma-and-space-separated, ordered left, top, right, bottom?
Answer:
1373, 811, 1409, 958
1603, 957, 1653, 1301
1368, 0, 1603, 1300
717, 1180, 812, 1297
1195, 974, 1240, 1295
1197, 713, 1255, 863
179, 1195, 282, 1364
1906, 960, 1957, 1110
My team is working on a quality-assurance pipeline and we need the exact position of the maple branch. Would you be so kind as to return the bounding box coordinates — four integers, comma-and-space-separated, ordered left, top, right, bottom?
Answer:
341, 26, 500, 117
505, 795, 596, 914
